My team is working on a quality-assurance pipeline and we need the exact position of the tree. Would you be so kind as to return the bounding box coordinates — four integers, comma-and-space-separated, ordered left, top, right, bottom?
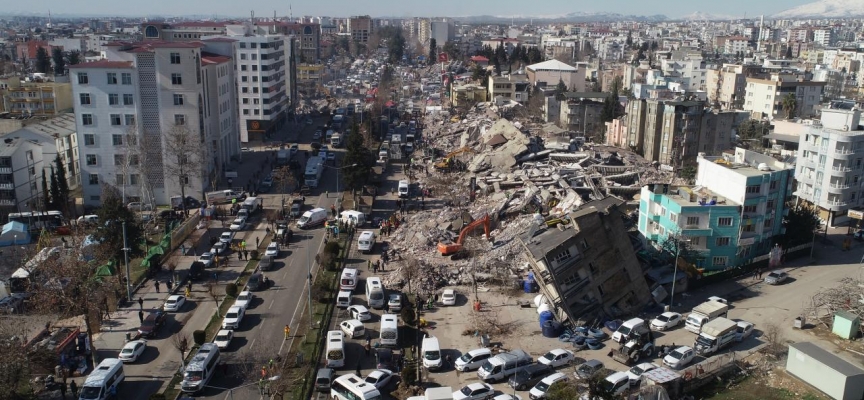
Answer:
546, 380, 581, 400
51, 48, 65, 75
625, 32, 633, 48
35, 46, 51, 74
384, 27, 405, 64
54, 155, 70, 214
736, 119, 770, 142
781, 204, 820, 248
471, 64, 486, 82
341, 122, 374, 190
67, 50, 81, 66
163, 125, 204, 216
785, 46, 793, 59
92, 186, 144, 261
49, 166, 60, 211
781, 93, 797, 119
428, 38, 437, 66
41, 172, 50, 210
442, 40, 461, 62
555, 79, 567, 101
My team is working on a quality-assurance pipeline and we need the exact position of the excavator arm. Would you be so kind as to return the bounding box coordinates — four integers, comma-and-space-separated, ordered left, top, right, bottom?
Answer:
437, 214, 491, 256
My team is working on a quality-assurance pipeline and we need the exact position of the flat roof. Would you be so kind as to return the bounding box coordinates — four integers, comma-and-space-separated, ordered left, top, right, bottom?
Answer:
68, 60, 133, 69
790, 342, 864, 377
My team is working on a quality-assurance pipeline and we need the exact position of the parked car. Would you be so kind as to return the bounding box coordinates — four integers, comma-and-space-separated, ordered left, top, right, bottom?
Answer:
575, 359, 604, 379
538, 349, 576, 368
764, 270, 789, 285
210, 241, 228, 255
528, 372, 568, 400
650, 312, 683, 331
508, 364, 553, 391
222, 306, 246, 329
364, 369, 394, 389
735, 321, 755, 342
387, 293, 403, 312
376, 348, 396, 370
663, 346, 695, 369
198, 252, 214, 268
247, 273, 268, 291
219, 231, 235, 244
348, 305, 372, 322
138, 310, 166, 338
265, 242, 280, 257
453, 383, 495, 400
127, 202, 152, 211
230, 217, 247, 231
118, 340, 147, 362
441, 289, 456, 306
235, 291, 254, 310
163, 295, 186, 312
214, 329, 234, 349
626, 362, 659, 386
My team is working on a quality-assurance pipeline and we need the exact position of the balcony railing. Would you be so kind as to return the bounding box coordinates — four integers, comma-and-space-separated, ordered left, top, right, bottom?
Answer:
0, 183, 13, 190
835, 149, 855, 155
830, 183, 850, 189
0, 167, 11, 174
828, 200, 848, 207
832, 166, 852, 172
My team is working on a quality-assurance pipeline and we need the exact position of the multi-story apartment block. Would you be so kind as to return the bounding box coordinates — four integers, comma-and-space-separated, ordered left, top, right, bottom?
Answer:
6, 113, 81, 189
0, 79, 73, 117
639, 149, 793, 271
559, 93, 606, 137
141, 21, 229, 42
706, 64, 757, 110
417, 19, 431, 45
520, 198, 652, 324
723, 36, 749, 55
744, 72, 825, 120
429, 21, 454, 45
488, 74, 530, 104
660, 56, 707, 91
348, 16, 373, 44
205, 25, 294, 143
0, 137, 51, 217
795, 107, 864, 227
70, 41, 240, 208
625, 98, 648, 151
813, 28, 835, 47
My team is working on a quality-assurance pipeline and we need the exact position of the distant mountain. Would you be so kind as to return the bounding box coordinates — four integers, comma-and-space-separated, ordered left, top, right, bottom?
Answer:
682, 11, 738, 21
773, 0, 864, 18
455, 13, 668, 24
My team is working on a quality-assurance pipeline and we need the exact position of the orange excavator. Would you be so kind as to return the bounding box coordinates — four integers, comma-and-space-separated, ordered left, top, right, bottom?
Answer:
437, 215, 492, 256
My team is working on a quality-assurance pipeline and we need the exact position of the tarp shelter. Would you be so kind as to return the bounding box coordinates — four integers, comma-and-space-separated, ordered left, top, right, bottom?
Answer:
786, 342, 864, 400
0, 222, 30, 246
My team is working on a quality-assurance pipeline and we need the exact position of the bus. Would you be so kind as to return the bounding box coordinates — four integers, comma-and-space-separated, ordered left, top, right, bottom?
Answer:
8, 211, 64, 232
325, 330, 345, 368
331, 373, 382, 400
79, 358, 125, 400
304, 156, 325, 188
365, 277, 384, 309
379, 314, 398, 347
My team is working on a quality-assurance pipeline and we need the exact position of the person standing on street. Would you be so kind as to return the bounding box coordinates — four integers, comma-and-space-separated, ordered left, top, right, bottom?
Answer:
138, 310, 144, 324
137, 297, 144, 310
69, 381, 78, 398
154, 281, 160, 293
284, 325, 291, 339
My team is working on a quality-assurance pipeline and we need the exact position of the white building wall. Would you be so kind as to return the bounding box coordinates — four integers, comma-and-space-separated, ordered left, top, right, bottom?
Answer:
696, 157, 747, 203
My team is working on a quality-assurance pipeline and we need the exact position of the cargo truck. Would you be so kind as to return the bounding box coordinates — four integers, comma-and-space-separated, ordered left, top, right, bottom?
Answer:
685, 300, 729, 333
693, 317, 737, 356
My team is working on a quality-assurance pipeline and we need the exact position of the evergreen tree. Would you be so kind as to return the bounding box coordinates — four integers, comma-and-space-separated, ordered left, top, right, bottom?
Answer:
625, 32, 633, 48
67, 50, 80, 65
54, 155, 70, 214
785, 46, 793, 59
35, 47, 51, 74
51, 48, 65, 75
428, 38, 437, 66
93, 187, 144, 261
49, 166, 60, 211
341, 122, 375, 190
555, 79, 567, 101
41, 173, 50, 211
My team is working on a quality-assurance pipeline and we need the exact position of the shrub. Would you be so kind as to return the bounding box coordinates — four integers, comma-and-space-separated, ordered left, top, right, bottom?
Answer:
324, 241, 341, 256
250, 249, 260, 260
225, 283, 238, 298
401, 363, 417, 386
193, 329, 206, 345
401, 306, 416, 327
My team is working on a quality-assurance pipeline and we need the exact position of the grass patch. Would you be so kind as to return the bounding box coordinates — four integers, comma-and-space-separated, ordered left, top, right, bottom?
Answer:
696, 372, 826, 400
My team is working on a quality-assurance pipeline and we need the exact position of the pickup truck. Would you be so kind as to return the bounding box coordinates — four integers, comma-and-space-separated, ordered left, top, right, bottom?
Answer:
693, 317, 738, 356
685, 300, 729, 333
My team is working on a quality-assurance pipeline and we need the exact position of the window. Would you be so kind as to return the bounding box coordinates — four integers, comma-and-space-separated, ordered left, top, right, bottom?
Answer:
686, 216, 700, 226
670, 213, 678, 223
715, 237, 731, 246
174, 114, 186, 125
107, 73, 117, 84
124, 114, 136, 125
581, 239, 589, 250
254, 109, 260, 115
241, 87, 248, 93
130, 174, 140, 185
123, 94, 134, 105
241, 76, 248, 82
243, 109, 249, 115
743, 205, 757, 213
769, 180, 778, 190
552, 249, 573, 265
170, 52, 181, 64
112, 134, 123, 146
84, 134, 95, 145
690, 237, 701, 246
252, 65, 258, 71
171, 73, 182, 85
742, 224, 755, 232
746, 185, 760, 194
116, 174, 125, 185
173, 94, 184, 105
28, 166, 35, 176
88, 174, 99, 185
129, 155, 140, 166
79, 93, 91, 105
86, 155, 97, 166
242, 98, 249, 104
240, 53, 247, 60
712, 256, 727, 267
114, 154, 125, 165
764, 218, 773, 228
718, 217, 733, 226
77, 73, 89, 84
110, 114, 121, 126
561, 273, 584, 286
108, 93, 119, 105
767, 200, 775, 210
82, 114, 93, 126
241, 65, 247, 71
239, 42, 246, 48
121, 73, 132, 85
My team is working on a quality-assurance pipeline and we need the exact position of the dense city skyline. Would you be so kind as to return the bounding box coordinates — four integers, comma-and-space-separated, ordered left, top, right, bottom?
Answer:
11, 0, 814, 19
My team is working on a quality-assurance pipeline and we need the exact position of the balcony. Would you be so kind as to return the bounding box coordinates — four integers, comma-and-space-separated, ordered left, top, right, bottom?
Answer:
0, 167, 11, 174
831, 166, 852, 173
561, 278, 591, 298
835, 148, 855, 156
827, 200, 848, 207
829, 183, 850, 192
0, 199, 14, 206
682, 227, 713, 236
0, 183, 12, 190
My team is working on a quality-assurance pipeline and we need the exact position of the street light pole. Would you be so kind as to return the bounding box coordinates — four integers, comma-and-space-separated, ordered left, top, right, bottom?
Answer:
668, 235, 690, 311
122, 221, 132, 301
308, 232, 314, 329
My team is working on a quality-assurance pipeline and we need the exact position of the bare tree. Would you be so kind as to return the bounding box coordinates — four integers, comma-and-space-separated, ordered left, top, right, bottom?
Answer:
172, 332, 190, 369
163, 125, 206, 216
204, 282, 222, 317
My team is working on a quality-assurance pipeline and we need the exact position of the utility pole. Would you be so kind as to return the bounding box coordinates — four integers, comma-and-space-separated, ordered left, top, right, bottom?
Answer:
122, 221, 131, 301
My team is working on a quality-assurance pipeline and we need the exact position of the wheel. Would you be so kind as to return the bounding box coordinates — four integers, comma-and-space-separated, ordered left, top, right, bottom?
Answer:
518, 384, 525, 391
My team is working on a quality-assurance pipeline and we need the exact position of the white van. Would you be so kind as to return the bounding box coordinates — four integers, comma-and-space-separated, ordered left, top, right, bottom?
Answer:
341, 210, 367, 226
357, 231, 376, 253
79, 358, 125, 400
326, 330, 345, 368
398, 180, 409, 198
336, 290, 352, 308
241, 197, 262, 213
455, 348, 493, 372
340, 319, 365, 338
180, 343, 220, 393
365, 277, 385, 309
297, 207, 328, 229
379, 314, 399, 347
340, 268, 358, 291
613, 317, 646, 343
421, 335, 443, 371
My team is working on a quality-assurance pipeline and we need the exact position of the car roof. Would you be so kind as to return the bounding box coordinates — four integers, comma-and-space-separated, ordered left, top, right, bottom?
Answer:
168, 295, 182, 300
216, 329, 232, 335
466, 382, 489, 390
368, 369, 390, 377
607, 371, 630, 382
343, 319, 362, 326
548, 348, 569, 355
542, 372, 567, 382
675, 346, 693, 352
227, 306, 242, 312
123, 340, 144, 348
737, 321, 753, 327
350, 305, 369, 311
239, 290, 251, 295
634, 362, 658, 369
584, 359, 603, 367
443, 289, 455, 294
660, 311, 679, 317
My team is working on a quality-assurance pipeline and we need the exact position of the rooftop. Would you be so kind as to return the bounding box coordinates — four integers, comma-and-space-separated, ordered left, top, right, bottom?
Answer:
789, 342, 864, 377
527, 59, 578, 72
657, 185, 737, 207
201, 53, 231, 65
68, 60, 133, 69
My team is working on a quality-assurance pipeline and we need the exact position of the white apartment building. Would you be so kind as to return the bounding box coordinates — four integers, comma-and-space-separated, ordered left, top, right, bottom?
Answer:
205, 25, 293, 143
724, 37, 749, 55
813, 28, 835, 47
743, 72, 825, 120
70, 41, 239, 208
795, 107, 864, 227
660, 56, 707, 91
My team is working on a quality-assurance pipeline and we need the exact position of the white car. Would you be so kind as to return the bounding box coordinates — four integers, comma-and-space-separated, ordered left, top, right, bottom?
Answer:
235, 291, 254, 310
163, 295, 186, 312
219, 231, 235, 244
663, 346, 695, 369
198, 252, 214, 267
364, 369, 394, 389
453, 383, 495, 400
265, 242, 280, 257
650, 312, 683, 331
626, 362, 659, 386
492, 395, 523, 400
222, 306, 245, 329
230, 217, 247, 231
118, 340, 147, 363
214, 329, 234, 349
441, 289, 456, 306
735, 321, 754, 342
538, 348, 575, 368
528, 372, 567, 400
348, 305, 372, 322
210, 241, 228, 255
387, 293, 403, 312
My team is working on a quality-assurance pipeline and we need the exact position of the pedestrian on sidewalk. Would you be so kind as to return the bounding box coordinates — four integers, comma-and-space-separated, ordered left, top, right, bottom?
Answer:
284, 325, 291, 339
70, 381, 78, 398
187, 282, 192, 293
154, 281, 160, 293
59, 381, 67, 399
166, 280, 173, 291
244, 250, 249, 260
137, 297, 144, 310
256, 237, 260, 248
238, 252, 243, 261
355, 361, 362, 378
373, 263, 378, 273
367, 260, 372, 271
138, 310, 144, 324
185, 287, 191, 298
757, 268, 763, 279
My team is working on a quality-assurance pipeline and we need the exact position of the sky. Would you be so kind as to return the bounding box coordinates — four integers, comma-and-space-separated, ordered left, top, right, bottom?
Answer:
19, 0, 815, 19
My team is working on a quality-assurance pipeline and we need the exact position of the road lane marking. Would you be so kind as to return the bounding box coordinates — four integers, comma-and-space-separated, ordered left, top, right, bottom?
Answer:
249, 338, 256, 349
269, 299, 275, 310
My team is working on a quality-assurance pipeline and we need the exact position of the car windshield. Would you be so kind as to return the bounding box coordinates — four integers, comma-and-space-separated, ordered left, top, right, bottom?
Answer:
389, 296, 400, 304
238, 294, 249, 301
200, 254, 212, 260
543, 352, 556, 360
227, 312, 238, 319
656, 315, 670, 322
216, 334, 231, 341
78, 387, 102, 399
459, 353, 474, 362
184, 370, 204, 381
425, 350, 441, 360
618, 326, 632, 335
460, 387, 474, 395
167, 299, 177, 305
629, 365, 645, 375
670, 350, 685, 360
534, 381, 550, 392
121, 347, 134, 354
233, 219, 243, 224
601, 379, 616, 392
